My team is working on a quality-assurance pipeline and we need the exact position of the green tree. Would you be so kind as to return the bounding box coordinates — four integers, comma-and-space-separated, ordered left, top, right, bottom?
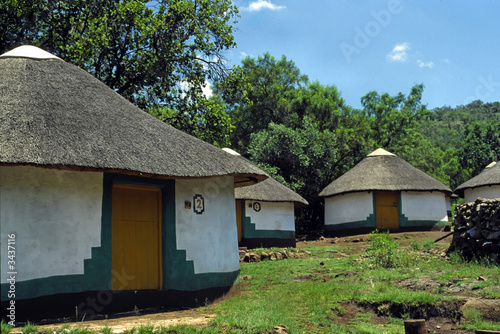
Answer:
247, 118, 338, 232
0, 0, 238, 146
361, 84, 430, 149
457, 120, 500, 183
216, 53, 308, 152
360, 84, 455, 185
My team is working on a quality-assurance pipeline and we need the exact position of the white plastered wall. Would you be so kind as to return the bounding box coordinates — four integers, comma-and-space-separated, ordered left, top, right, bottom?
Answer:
464, 186, 500, 202
0, 166, 103, 283
401, 191, 448, 222
324, 191, 373, 226
175, 176, 239, 274
244, 201, 295, 231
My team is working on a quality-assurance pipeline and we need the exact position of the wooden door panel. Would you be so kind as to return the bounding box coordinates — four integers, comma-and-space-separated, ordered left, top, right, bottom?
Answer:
112, 185, 161, 290
236, 200, 243, 242
375, 191, 399, 229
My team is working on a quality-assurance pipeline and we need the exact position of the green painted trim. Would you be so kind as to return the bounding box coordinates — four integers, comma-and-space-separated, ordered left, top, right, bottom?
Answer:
324, 215, 376, 231
399, 214, 448, 228
161, 181, 238, 290
2, 174, 238, 302
241, 200, 295, 239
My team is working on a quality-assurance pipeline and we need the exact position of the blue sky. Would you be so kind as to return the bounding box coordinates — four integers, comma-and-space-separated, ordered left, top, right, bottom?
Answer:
225, 0, 500, 110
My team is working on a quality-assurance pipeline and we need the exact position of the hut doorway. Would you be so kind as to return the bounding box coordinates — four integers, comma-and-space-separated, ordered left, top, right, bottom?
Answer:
111, 185, 162, 290
235, 199, 243, 242
374, 191, 399, 229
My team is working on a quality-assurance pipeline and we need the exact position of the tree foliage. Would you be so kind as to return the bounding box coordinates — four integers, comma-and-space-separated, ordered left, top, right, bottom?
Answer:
457, 120, 500, 182
216, 53, 309, 151
0, 0, 238, 146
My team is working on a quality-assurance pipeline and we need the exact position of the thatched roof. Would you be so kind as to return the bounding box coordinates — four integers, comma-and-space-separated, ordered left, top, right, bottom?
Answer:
235, 177, 308, 206
0, 46, 267, 186
455, 162, 500, 197
221, 148, 307, 205
319, 149, 452, 198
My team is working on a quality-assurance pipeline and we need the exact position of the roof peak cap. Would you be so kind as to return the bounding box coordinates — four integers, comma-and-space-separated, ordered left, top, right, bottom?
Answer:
0, 45, 61, 60
222, 147, 241, 156
485, 161, 497, 169
368, 148, 395, 157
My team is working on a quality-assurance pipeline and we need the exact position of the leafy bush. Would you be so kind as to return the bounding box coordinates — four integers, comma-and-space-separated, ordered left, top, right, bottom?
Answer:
367, 230, 401, 268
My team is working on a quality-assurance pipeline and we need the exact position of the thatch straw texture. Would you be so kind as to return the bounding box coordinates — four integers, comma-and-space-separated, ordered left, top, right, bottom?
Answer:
0, 46, 267, 185
319, 150, 451, 197
455, 162, 500, 196
235, 177, 308, 206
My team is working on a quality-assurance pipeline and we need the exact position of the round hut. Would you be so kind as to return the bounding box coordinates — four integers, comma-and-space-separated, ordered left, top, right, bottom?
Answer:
319, 149, 452, 235
0, 46, 267, 323
455, 162, 500, 202
234, 177, 308, 248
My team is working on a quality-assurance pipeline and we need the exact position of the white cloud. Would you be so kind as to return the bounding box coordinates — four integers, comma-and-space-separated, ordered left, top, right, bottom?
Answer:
387, 42, 410, 62
417, 60, 434, 68
245, 0, 285, 11
201, 81, 213, 98
179, 80, 212, 98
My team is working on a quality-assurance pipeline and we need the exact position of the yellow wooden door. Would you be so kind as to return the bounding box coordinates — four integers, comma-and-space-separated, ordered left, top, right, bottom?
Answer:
375, 191, 399, 229
235, 200, 243, 242
112, 185, 161, 290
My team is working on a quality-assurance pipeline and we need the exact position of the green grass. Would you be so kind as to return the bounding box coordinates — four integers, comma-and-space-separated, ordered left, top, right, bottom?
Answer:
1, 321, 13, 334
12, 232, 500, 334
461, 308, 500, 331
20, 322, 38, 334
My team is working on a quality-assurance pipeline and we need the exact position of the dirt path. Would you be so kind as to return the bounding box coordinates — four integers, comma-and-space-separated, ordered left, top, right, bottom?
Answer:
19, 309, 215, 333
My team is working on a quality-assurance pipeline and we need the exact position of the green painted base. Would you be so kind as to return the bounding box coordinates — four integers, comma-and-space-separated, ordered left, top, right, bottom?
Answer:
1, 284, 240, 325
240, 237, 296, 249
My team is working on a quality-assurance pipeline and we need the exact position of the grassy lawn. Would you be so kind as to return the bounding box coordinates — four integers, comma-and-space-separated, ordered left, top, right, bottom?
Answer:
3, 232, 500, 334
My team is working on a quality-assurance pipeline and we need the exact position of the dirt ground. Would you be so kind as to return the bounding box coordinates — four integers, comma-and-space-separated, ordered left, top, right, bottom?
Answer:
24, 231, 499, 334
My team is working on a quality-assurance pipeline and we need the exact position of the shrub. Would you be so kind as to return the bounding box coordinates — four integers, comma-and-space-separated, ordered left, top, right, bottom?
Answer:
367, 230, 401, 268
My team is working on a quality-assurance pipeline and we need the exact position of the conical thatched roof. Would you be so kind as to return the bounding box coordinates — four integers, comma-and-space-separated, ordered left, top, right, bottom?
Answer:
0, 46, 267, 186
235, 177, 308, 206
221, 148, 307, 205
319, 149, 451, 197
455, 162, 500, 197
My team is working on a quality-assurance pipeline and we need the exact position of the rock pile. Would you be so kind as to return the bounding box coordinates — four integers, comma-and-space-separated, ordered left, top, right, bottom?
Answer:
447, 197, 500, 263
239, 248, 307, 263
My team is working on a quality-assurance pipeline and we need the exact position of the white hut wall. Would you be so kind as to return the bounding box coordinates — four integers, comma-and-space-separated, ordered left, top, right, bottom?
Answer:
0, 165, 104, 300
399, 191, 448, 227
238, 201, 296, 248
464, 186, 500, 202
243, 201, 295, 232
324, 191, 375, 231
174, 176, 239, 279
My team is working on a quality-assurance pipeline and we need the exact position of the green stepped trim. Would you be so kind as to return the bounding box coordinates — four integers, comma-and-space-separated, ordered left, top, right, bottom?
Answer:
324, 214, 376, 231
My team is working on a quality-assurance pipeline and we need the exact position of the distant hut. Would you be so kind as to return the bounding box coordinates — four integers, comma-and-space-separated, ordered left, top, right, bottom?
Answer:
0, 46, 267, 323
455, 162, 500, 202
222, 149, 307, 248
235, 177, 308, 248
319, 149, 452, 234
